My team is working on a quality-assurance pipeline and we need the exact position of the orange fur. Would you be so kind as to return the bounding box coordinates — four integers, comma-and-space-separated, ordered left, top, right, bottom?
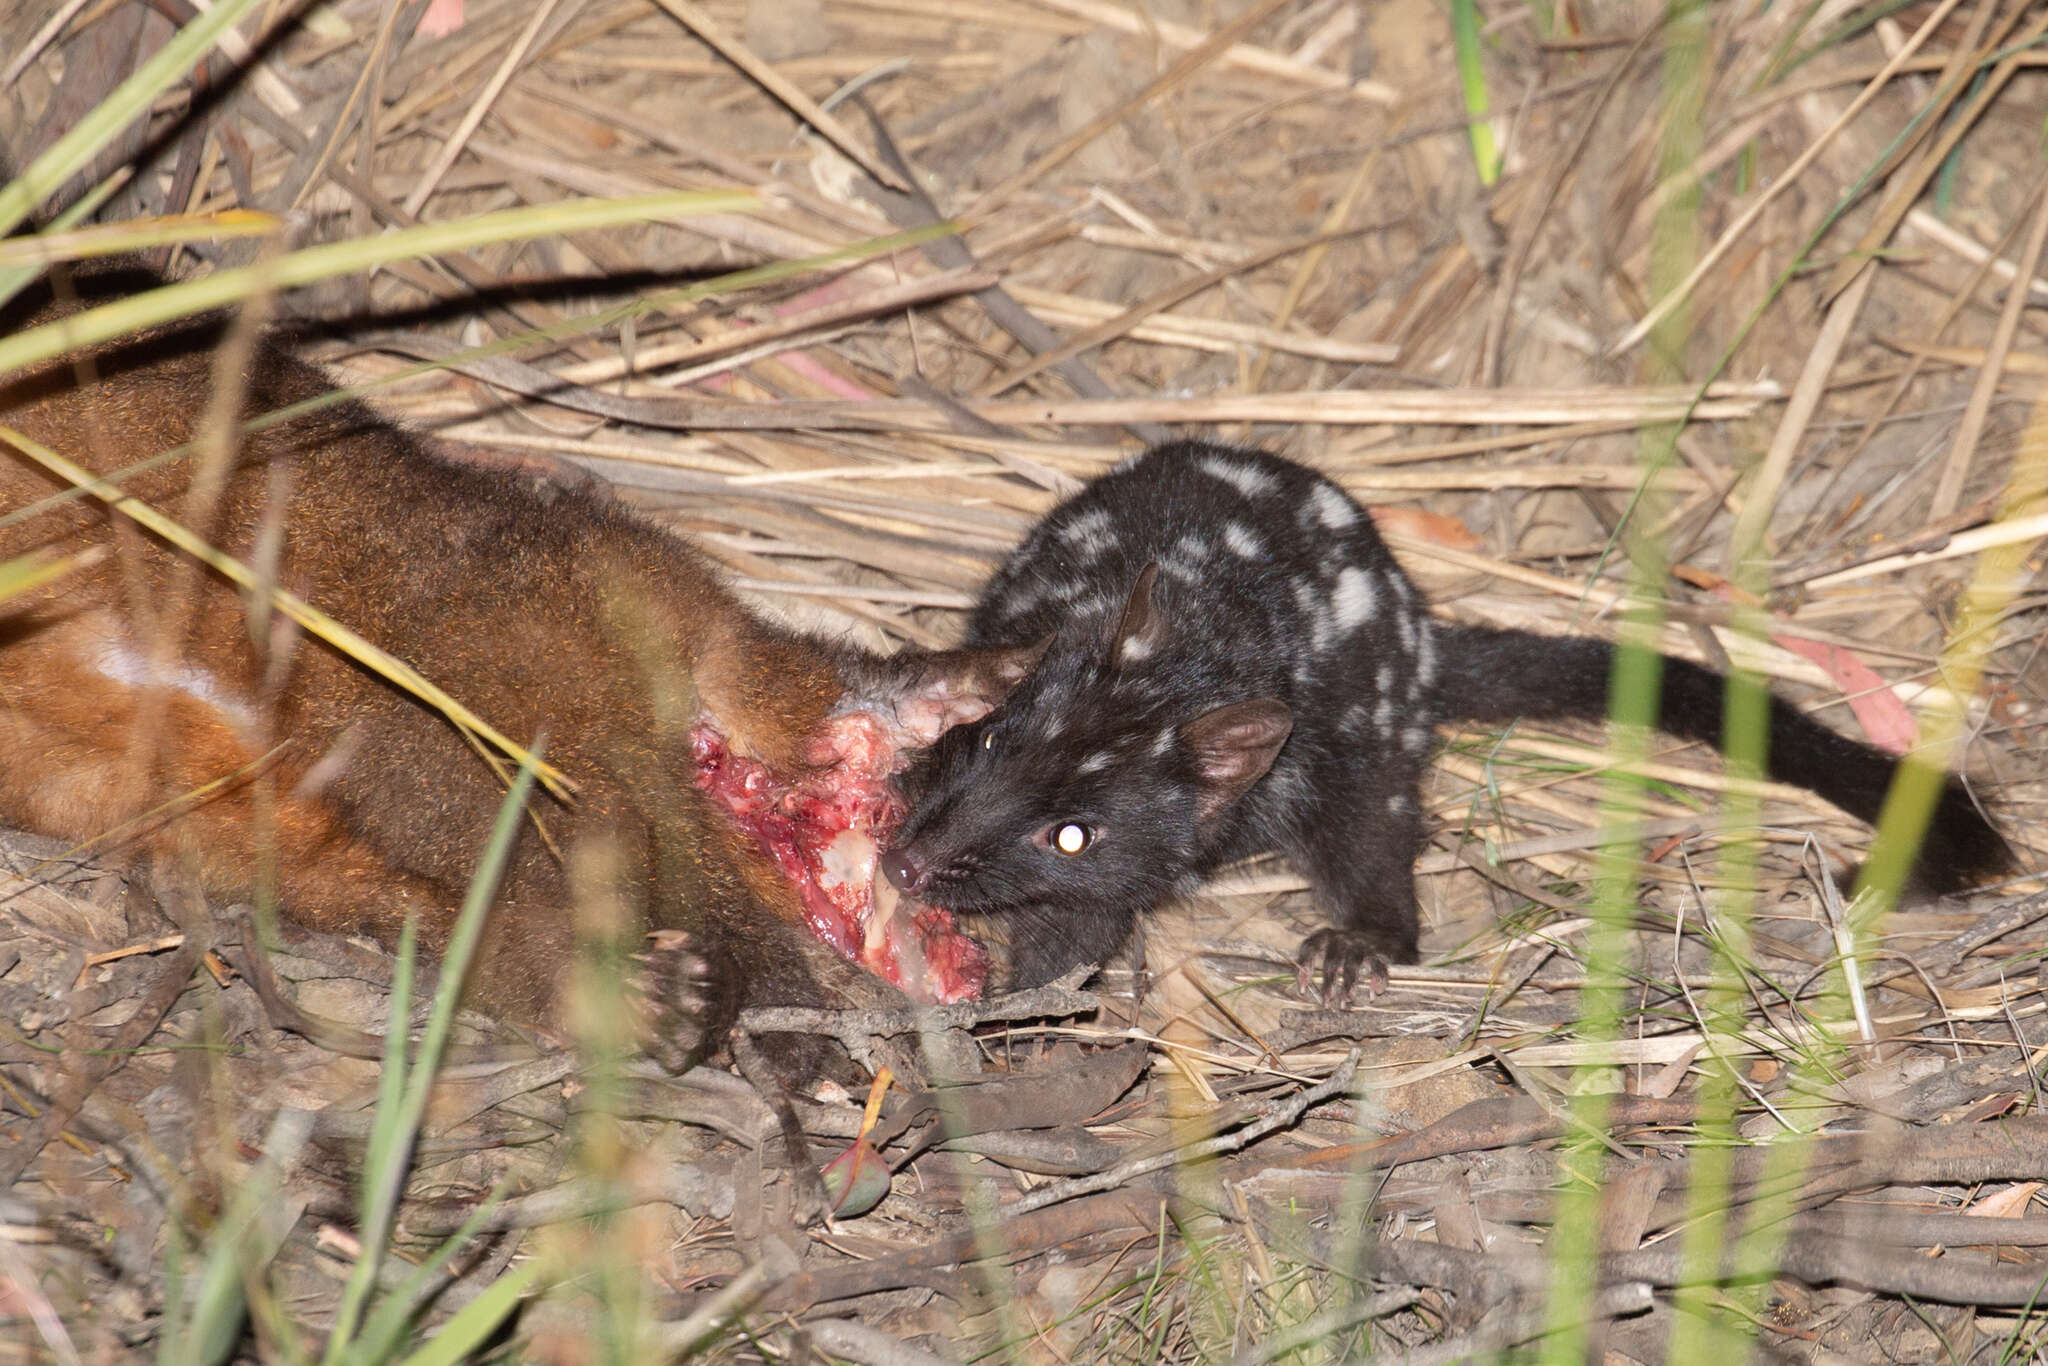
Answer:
0, 264, 962, 1046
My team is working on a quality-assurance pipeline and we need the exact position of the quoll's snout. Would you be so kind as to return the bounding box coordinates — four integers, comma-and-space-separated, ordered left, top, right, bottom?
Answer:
880, 845, 927, 895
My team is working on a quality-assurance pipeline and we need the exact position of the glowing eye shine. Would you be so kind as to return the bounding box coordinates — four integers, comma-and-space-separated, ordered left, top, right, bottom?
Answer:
981, 731, 995, 750
1054, 822, 1091, 854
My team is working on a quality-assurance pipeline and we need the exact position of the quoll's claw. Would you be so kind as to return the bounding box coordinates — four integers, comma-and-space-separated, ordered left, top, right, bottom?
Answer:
1295, 928, 1391, 1007
639, 929, 716, 1074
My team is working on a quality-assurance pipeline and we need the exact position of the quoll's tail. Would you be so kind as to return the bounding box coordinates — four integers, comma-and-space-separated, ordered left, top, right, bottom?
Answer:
1430, 624, 2011, 894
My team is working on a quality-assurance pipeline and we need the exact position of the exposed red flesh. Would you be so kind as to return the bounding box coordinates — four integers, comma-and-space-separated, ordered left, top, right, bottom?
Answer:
690, 714, 988, 1003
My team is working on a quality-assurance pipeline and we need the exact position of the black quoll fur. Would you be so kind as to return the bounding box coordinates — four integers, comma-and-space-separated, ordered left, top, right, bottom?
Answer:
880, 441, 2011, 998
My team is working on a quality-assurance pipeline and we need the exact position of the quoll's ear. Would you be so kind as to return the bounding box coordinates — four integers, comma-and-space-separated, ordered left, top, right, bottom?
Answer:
882, 638, 1050, 745
1183, 699, 1292, 821
1113, 563, 1169, 669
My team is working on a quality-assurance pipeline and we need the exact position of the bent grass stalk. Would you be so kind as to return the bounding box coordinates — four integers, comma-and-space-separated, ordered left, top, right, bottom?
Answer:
0, 209, 284, 272
0, 172, 138, 314
0, 423, 570, 797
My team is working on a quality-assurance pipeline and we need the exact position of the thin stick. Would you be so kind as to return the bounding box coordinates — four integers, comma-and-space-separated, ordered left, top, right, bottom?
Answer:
1005, 283, 1397, 364
1251, 138, 1382, 393
1, 0, 93, 87
975, 225, 1384, 397
555, 268, 999, 386
1906, 206, 2048, 301
1608, 0, 1964, 358
971, 0, 1301, 217
1931, 175, 2048, 515
1819, 2, 2048, 303
1803, 511, 2048, 591
403, 0, 572, 218
1029, 0, 1397, 102
1724, 266, 1874, 576
647, 0, 908, 192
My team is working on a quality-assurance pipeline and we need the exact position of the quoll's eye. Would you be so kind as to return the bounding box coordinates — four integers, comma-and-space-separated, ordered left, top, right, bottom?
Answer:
1035, 821, 1094, 855
981, 731, 995, 750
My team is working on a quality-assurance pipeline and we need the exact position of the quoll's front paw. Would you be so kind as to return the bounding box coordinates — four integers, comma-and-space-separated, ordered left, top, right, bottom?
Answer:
639, 929, 717, 1074
1295, 928, 1391, 1007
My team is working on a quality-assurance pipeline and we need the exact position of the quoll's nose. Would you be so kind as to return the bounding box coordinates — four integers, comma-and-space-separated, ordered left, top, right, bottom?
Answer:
880, 846, 926, 894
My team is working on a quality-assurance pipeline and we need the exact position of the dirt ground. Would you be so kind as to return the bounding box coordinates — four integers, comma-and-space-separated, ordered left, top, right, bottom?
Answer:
4, 0, 2048, 1361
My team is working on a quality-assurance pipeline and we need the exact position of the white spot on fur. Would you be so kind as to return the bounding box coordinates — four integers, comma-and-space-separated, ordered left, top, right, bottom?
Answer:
1373, 697, 1396, 734
1056, 507, 1110, 541
1309, 482, 1359, 530
1374, 662, 1394, 695
1222, 521, 1265, 560
1387, 793, 1411, 815
1200, 455, 1277, 499
1162, 534, 1212, 584
1151, 726, 1176, 756
1415, 620, 1437, 686
1331, 567, 1378, 631
1076, 751, 1112, 775
1292, 578, 1334, 653
1342, 703, 1370, 736
1403, 725, 1431, 754
1119, 633, 1155, 663
1056, 507, 1117, 560
92, 640, 255, 727
997, 580, 1044, 620
1397, 609, 1419, 652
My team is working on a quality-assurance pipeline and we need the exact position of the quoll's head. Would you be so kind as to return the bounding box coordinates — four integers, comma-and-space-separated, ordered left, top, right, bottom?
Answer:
881, 565, 1293, 916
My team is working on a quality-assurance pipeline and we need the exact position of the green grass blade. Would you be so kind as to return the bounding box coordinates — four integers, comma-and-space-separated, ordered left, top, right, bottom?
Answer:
393, 1260, 546, 1366
320, 750, 542, 1360
1451, 0, 1501, 185
1542, 4, 1706, 1359
0, 0, 270, 238
356, 920, 419, 1215
0, 188, 760, 381
160, 1110, 314, 1366
342, 1182, 515, 1366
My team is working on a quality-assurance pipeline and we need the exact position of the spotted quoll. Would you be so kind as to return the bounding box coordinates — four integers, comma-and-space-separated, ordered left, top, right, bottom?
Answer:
880, 441, 2011, 999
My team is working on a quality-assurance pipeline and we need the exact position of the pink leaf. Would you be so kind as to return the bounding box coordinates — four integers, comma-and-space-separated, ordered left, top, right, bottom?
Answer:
1684, 570, 1919, 754
1767, 633, 1918, 755
418, 0, 465, 38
